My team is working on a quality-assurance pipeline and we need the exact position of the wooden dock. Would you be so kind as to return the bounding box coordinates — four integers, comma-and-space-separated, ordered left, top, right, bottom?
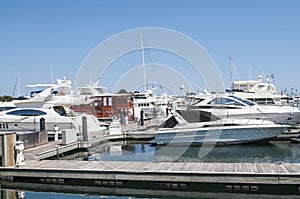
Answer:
22, 124, 155, 160
1, 160, 300, 195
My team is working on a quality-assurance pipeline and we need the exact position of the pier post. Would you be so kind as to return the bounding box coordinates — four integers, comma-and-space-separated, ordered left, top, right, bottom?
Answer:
54, 125, 59, 141
140, 110, 144, 126
120, 109, 125, 125
82, 116, 88, 141
40, 118, 45, 132
15, 140, 25, 167
0, 132, 16, 167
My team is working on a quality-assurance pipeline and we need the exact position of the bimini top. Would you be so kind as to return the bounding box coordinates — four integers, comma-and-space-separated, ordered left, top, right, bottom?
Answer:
158, 110, 220, 128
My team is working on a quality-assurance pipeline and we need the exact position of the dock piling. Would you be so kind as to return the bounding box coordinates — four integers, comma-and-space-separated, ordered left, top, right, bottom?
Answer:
0, 132, 16, 167
82, 116, 88, 141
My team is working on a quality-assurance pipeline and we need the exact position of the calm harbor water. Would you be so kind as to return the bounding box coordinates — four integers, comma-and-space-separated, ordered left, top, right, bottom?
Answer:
76, 140, 300, 163
2, 140, 300, 198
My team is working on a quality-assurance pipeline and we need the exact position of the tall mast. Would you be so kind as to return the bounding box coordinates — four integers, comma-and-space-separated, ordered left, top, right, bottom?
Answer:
12, 74, 21, 97
50, 64, 54, 84
17, 74, 20, 97
229, 57, 233, 83
141, 33, 147, 91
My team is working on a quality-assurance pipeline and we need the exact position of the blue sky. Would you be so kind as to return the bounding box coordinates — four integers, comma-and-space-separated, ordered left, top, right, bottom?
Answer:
1, 0, 300, 96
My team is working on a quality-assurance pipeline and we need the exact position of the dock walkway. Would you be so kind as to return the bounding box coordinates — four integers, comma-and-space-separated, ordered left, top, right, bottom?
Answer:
23, 123, 155, 160
1, 160, 300, 194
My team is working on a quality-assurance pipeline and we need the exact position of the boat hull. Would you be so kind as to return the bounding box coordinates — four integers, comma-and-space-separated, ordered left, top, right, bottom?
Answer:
154, 125, 286, 145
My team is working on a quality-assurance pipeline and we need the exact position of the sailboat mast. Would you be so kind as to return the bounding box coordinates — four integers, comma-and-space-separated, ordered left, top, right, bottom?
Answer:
141, 33, 147, 91
12, 74, 21, 97
17, 74, 20, 97
229, 57, 233, 83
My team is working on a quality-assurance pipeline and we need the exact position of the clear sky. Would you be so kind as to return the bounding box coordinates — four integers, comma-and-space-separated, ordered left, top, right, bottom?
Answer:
1, 0, 300, 96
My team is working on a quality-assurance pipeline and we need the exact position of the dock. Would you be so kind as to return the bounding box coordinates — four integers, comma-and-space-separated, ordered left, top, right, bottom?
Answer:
1, 160, 300, 195
1, 121, 300, 196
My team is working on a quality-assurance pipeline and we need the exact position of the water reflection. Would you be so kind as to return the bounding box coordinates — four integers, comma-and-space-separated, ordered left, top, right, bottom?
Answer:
81, 141, 300, 163
86, 141, 156, 162
155, 142, 297, 163
0, 189, 25, 199
1, 185, 300, 199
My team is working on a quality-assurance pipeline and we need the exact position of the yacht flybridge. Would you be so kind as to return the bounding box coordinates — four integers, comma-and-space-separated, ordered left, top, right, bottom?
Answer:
228, 75, 291, 105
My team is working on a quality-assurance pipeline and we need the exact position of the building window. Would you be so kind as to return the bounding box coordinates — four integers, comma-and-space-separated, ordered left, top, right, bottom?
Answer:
103, 97, 107, 106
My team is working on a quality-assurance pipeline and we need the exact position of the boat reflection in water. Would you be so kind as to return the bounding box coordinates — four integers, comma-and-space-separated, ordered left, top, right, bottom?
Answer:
84, 141, 156, 162
154, 142, 295, 163
82, 140, 299, 164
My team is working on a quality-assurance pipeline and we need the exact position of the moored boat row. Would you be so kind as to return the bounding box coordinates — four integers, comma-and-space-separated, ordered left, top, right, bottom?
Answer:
1, 75, 300, 147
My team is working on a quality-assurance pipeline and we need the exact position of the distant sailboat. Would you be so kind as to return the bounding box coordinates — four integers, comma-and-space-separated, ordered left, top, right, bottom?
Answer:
12, 74, 21, 98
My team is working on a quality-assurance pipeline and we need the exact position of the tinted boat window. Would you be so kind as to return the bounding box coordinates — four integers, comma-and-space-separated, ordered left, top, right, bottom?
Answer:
0, 107, 15, 111
229, 95, 255, 106
6, 109, 47, 116
208, 98, 244, 106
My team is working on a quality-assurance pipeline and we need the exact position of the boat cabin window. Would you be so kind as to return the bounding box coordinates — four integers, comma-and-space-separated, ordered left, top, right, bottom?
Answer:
158, 116, 179, 128
79, 88, 93, 95
208, 98, 244, 106
0, 107, 15, 112
30, 90, 43, 98
239, 85, 246, 90
252, 98, 275, 105
53, 106, 67, 116
177, 110, 220, 123
228, 95, 255, 106
257, 84, 266, 89
6, 109, 47, 116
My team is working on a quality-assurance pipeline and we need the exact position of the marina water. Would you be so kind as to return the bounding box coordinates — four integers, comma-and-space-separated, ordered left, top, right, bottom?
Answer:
78, 140, 300, 163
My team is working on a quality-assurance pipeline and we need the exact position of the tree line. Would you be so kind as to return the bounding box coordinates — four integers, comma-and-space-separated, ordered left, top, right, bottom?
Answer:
0, 95, 14, 102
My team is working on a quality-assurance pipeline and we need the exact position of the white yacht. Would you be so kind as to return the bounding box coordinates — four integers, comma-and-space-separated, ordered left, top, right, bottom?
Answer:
132, 89, 169, 121
228, 75, 291, 105
72, 80, 106, 103
0, 107, 75, 132
153, 110, 288, 145
1, 77, 73, 110
183, 93, 300, 125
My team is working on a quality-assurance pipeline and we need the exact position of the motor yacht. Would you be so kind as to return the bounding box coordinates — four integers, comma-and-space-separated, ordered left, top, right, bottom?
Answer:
183, 93, 300, 125
0, 107, 75, 132
153, 110, 288, 145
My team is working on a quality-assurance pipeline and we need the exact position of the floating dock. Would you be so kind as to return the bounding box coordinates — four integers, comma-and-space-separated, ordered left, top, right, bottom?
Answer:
1, 160, 300, 195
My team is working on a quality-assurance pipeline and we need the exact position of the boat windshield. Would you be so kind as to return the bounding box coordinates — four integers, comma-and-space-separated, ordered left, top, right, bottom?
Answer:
208, 97, 245, 106
229, 95, 255, 106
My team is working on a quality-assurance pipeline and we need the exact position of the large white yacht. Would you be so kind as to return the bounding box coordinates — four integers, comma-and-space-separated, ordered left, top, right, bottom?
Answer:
182, 93, 300, 125
1, 77, 73, 110
131, 89, 170, 121
0, 107, 75, 132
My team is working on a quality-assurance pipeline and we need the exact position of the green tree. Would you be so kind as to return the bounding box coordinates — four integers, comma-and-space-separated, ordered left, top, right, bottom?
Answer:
118, 89, 128, 94
0, 95, 14, 102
